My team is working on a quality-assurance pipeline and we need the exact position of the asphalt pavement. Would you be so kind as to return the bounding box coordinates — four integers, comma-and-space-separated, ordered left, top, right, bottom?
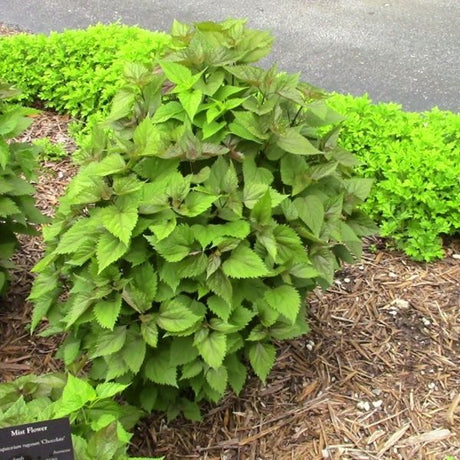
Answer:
1, 0, 459, 112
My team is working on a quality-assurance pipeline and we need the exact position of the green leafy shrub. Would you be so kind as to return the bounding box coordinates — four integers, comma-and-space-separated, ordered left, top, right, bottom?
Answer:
0, 83, 47, 294
33, 137, 68, 161
328, 94, 460, 261
30, 19, 376, 420
0, 24, 172, 118
0, 373, 162, 459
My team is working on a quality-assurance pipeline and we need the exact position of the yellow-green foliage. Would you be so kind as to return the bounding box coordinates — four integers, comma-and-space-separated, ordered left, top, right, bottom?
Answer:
0, 24, 172, 118
329, 94, 460, 261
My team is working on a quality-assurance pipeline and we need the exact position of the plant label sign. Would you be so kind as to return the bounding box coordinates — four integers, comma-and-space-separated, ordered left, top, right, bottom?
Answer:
0, 417, 74, 459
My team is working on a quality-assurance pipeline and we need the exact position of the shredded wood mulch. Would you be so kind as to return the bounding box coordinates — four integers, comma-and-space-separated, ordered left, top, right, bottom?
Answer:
0, 24, 459, 459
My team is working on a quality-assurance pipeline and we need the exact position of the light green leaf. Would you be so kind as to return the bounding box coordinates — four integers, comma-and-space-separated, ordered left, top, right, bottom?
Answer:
264, 285, 301, 324
160, 61, 193, 86
157, 296, 203, 332
96, 232, 128, 274
122, 327, 146, 373
152, 101, 185, 123
207, 269, 233, 304
133, 118, 168, 157
295, 195, 325, 237
225, 354, 247, 394
144, 349, 178, 386
177, 191, 218, 217
344, 178, 374, 201
276, 128, 319, 155
178, 90, 203, 121
95, 382, 129, 399
90, 153, 126, 176
90, 326, 127, 359
195, 331, 227, 368
251, 189, 272, 225
55, 219, 97, 255
53, 374, 97, 418
148, 218, 177, 241
112, 175, 144, 196
180, 360, 204, 380
153, 225, 195, 262
141, 315, 159, 348
273, 225, 308, 264
206, 366, 228, 396
248, 342, 276, 383
222, 245, 269, 279
93, 295, 122, 330
100, 202, 138, 245
0, 197, 20, 216
207, 295, 232, 321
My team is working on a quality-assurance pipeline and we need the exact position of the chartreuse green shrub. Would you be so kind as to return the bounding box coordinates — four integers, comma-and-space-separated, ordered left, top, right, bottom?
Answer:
0, 24, 172, 118
0, 373, 163, 460
329, 94, 460, 261
0, 82, 47, 294
30, 19, 376, 420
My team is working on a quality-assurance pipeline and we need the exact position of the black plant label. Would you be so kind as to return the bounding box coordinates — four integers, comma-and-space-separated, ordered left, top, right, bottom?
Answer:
0, 418, 74, 460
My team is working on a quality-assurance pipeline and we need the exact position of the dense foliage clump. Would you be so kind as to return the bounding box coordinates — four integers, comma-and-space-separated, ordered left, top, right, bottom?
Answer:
0, 82, 47, 294
0, 373, 163, 459
0, 24, 172, 118
329, 94, 460, 261
30, 20, 376, 419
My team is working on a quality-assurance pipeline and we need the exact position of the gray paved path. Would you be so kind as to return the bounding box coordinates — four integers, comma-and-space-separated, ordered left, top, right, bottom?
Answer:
1, 0, 459, 112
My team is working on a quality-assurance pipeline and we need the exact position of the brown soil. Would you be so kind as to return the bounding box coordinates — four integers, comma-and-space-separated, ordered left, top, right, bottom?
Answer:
1, 24, 459, 460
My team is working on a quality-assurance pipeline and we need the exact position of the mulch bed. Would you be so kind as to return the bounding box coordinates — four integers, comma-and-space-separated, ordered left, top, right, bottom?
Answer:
1, 23, 459, 459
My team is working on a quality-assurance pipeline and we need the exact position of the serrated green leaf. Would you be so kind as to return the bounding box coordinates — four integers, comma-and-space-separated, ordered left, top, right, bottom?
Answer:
100, 201, 138, 245
152, 101, 185, 123
276, 128, 319, 155
93, 295, 122, 330
148, 217, 177, 241
180, 360, 204, 380
178, 90, 203, 121
160, 61, 193, 86
96, 232, 128, 274
225, 353, 247, 394
222, 244, 269, 279
95, 382, 130, 400
295, 195, 324, 237
273, 225, 308, 264
207, 269, 233, 304
289, 264, 319, 279
264, 285, 301, 324
248, 342, 276, 383
206, 366, 228, 396
90, 326, 127, 359
139, 314, 159, 349
153, 224, 195, 262
344, 178, 374, 201
90, 153, 126, 176
112, 175, 143, 196
144, 349, 177, 387
172, 252, 208, 278
207, 295, 232, 321
61, 334, 81, 366
195, 331, 227, 369
54, 218, 97, 255
133, 117, 168, 157
251, 189, 272, 225
177, 191, 218, 217
122, 327, 146, 373
0, 197, 20, 216
157, 296, 203, 332
53, 374, 97, 418
64, 292, 93, 328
